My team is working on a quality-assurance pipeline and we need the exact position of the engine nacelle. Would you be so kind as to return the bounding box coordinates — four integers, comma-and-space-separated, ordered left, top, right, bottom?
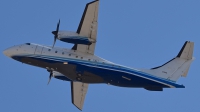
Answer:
52, 71, 71, 81
57, 31, 93, 45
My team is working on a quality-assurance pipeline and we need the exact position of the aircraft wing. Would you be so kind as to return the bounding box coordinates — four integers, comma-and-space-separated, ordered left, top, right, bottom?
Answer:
73, 0, 99, 55
71, 81, 89, 110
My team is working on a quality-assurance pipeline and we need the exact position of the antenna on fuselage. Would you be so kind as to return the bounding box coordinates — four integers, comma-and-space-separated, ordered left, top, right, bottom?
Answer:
51, 19, 60, 48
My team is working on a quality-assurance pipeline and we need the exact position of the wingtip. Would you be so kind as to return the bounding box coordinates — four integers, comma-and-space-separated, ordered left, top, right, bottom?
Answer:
87, 0, 99, 5
72, 103, 83, 111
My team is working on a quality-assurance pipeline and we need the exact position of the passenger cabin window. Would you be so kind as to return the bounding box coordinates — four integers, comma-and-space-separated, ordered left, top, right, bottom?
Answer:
81, 57, 83, 59
62, 52, 64, 55
76, 56, 78, 58
69, 54, 71, 56
88, 59, 91, 61
48, 49, 51, 51
55, 51, 58, 53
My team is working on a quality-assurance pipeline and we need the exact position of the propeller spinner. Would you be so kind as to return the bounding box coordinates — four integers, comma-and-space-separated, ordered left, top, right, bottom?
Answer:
51, 19, 60, 48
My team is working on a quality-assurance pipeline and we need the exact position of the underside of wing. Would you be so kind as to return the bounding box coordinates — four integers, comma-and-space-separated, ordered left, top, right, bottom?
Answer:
71, 81, 89, 110
73, 0, 99, 54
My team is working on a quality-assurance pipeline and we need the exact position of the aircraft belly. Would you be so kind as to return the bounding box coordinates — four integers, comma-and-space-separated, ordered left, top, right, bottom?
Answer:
12, 56, 170, 88
74, 63, 170, 88
13, 56, 104, 83
114, 74, 169, 88
87, 65, 170, 88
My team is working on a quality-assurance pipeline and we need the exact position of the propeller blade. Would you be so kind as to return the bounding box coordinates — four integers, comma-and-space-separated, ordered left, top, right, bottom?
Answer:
56, 19, 60, 32
47, 71, 53, 85
51, 19, 60, 48
52, 36, 56, 48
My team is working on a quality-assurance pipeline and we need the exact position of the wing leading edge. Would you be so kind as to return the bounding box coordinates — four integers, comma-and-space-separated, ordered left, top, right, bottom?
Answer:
73, 0, 99, 55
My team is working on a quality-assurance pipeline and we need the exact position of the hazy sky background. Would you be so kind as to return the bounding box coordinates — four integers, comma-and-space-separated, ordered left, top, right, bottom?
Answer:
1, 0, 200, 111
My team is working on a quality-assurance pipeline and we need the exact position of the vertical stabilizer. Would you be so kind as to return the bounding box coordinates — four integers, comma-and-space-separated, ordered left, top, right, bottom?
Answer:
177, 41, 194, 60
142, 41, 194, 82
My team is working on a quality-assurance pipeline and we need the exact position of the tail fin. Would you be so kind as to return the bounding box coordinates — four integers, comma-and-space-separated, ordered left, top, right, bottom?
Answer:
142, 41, 194, 82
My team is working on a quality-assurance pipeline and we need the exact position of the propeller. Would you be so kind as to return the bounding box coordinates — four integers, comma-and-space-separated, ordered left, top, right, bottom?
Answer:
51, 19, 60, 48
47, 70, 53, 85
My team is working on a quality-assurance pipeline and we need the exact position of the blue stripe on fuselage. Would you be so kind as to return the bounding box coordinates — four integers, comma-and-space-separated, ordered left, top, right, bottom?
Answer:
15, 54, 185, 88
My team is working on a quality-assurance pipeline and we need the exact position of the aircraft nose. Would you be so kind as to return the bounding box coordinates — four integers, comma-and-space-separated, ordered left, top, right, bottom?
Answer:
3, 47, 13, 57
3, 49, 9, 56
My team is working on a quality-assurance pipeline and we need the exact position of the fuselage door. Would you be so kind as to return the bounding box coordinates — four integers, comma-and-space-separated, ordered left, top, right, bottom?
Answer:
34, 45, 43, 55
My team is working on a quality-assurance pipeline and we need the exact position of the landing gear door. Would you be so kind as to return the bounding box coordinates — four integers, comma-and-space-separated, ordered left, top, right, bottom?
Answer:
34, 45, 43, 55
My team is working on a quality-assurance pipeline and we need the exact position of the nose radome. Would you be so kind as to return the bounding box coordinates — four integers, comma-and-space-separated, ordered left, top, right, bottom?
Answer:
3, 49, 8, 56
3, 48, 12, 57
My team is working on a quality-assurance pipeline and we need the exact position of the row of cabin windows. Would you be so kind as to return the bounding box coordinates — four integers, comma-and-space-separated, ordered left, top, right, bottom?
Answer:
46, 49, 112, 65
25, 47, 115, 65
46, 49, 117, 65
47, 49, 92, 61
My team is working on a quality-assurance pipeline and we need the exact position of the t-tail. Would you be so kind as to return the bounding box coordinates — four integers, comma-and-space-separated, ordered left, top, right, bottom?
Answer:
142, 41, 194, 82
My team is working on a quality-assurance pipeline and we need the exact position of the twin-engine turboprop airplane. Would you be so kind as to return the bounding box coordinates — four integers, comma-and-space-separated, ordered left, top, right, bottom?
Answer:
3, 0, 195, 111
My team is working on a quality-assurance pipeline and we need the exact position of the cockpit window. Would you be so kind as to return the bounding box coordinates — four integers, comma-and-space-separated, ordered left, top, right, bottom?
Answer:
25, 43, 31, 45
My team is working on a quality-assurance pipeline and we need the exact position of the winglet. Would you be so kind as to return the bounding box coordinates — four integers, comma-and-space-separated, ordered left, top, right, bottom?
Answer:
176, 41, 194, 60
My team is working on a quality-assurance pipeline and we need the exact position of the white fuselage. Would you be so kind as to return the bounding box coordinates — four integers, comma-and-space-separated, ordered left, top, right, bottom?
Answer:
3, 43, 185, 88
3, 43, 113, 78
4, 43, 111, 63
